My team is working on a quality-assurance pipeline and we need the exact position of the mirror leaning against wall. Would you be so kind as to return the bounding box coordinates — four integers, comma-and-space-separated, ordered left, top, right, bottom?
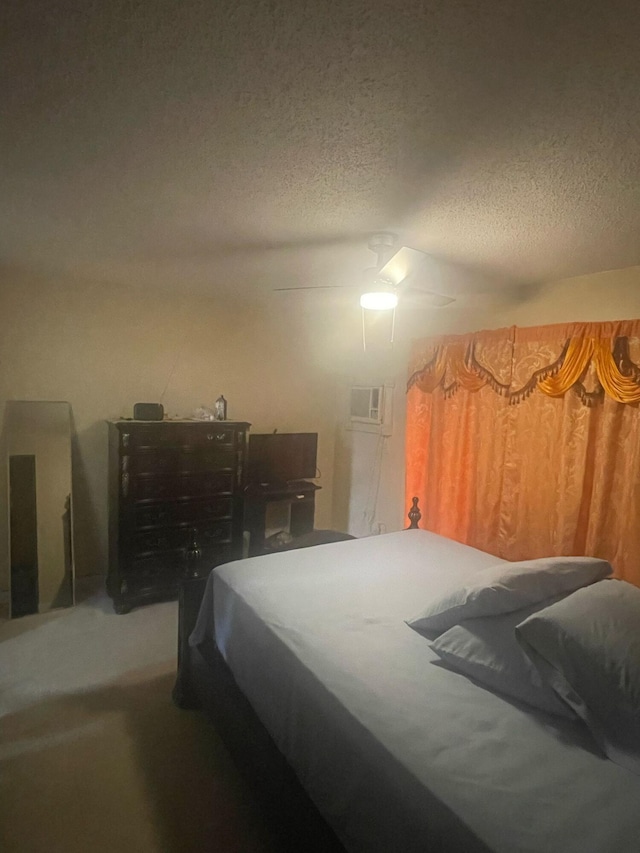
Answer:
0, 401, 75, 619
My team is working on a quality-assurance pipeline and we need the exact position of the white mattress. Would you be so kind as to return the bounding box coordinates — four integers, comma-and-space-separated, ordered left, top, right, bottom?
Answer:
191, 529, 640, 853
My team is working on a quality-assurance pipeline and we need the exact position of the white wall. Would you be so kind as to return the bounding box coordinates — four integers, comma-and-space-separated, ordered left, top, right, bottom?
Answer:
0, 267, 338, 588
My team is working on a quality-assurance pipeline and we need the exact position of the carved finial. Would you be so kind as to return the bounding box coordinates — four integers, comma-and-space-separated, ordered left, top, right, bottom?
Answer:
407, 496, 421, 529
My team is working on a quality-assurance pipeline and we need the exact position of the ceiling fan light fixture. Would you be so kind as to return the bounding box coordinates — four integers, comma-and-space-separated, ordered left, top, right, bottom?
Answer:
360, 291, 398, 310
359, 277, 398, 310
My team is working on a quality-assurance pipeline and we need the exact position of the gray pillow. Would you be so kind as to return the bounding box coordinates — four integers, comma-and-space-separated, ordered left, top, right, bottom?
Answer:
429, 598, 575, 718
407, 556, 611, 635
516, 580, 640, 775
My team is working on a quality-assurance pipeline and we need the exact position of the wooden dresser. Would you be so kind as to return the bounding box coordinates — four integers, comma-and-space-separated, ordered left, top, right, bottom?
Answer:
107, 419, 250, 614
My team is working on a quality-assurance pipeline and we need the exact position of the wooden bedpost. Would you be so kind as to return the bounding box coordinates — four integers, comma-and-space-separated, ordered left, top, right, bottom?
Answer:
173, 530, 208, 709
407, 496, 421, 529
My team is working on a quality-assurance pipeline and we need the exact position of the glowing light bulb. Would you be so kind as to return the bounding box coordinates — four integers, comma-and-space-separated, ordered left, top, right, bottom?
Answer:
359, 291, 398, 310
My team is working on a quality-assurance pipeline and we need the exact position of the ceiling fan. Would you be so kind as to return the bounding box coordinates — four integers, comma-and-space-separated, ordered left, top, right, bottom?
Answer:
274, 232, 456, 309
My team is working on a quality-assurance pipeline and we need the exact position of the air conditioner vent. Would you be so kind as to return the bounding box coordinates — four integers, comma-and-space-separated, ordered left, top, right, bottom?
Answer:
350, 386, 383, 424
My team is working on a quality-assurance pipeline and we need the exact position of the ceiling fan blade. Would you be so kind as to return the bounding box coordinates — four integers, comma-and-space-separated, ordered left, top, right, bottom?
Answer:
405, 288, 456, 306
218, 233, 364, 256
272, 236, 455, 306
378, 246, 428, 286
138, 232, 365, 262
273, 285, 355, 292
379, 246, 456, 306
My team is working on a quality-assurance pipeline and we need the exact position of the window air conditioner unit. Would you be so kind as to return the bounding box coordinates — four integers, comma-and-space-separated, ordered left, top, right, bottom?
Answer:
350, 386, 384, 425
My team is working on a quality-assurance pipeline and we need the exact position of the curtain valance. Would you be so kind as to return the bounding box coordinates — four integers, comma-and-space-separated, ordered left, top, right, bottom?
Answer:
405, 318, 640, 586
407, 320, 640, 406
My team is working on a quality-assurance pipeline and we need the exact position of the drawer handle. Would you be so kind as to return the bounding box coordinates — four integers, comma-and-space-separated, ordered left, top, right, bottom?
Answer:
207, 433, 227, 442
296, 494, 305, 500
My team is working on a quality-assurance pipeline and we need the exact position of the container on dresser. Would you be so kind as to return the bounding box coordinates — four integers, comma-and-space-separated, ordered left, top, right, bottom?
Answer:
107, 419, 250, 614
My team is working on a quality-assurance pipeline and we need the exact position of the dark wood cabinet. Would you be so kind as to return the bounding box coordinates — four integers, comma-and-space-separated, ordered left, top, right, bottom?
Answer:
107, 419, 250, 614
244, 481, 320, 556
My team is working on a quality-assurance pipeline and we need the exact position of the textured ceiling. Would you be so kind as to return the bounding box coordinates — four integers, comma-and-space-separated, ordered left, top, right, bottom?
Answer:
2, 0, 640, 301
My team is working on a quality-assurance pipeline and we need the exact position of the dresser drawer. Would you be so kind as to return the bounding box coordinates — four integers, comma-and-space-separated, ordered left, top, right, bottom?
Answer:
125, 448, 178, 475
133, 496, 233, 529
120, 425, 177, 451
125, 447, 236, 476
176, 496, 233, 525
134, 502, 174, 528
183, 426, 237, 449
127, 470, 234, 502
177, 448, 236, 473
131, 530, 188, 557
131, 520, 232, 557
119, 423, 236, 451
202, 448, 236, 470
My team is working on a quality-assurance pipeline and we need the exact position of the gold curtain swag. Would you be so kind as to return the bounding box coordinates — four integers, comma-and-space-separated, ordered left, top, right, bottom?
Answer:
407, 328, 640, 406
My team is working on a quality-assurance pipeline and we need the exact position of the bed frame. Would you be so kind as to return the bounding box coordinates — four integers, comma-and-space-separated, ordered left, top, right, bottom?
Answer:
172, 501, 422, 851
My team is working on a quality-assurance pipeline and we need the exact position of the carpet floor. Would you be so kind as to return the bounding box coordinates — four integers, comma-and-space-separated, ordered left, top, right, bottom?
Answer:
0, 588, 278, 853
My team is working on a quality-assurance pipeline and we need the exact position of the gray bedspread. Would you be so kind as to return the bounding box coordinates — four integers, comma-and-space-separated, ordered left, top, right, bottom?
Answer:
191, 529, 640, 853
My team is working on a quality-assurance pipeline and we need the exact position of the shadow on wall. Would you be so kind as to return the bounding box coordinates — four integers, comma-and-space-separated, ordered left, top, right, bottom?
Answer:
70, 413, 107, 579
495, 281, 547, 308
0, 405, 8, 609
331, 424, 352, 533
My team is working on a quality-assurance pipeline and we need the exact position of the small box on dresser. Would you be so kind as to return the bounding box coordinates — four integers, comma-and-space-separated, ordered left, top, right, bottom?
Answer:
107, 419, 250, 614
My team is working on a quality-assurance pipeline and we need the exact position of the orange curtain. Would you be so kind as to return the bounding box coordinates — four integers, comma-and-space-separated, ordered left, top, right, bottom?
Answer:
406, 320, 640, 586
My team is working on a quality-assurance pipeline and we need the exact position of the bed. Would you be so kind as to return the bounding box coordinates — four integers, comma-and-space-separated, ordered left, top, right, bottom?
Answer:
175, 517, 640, 853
